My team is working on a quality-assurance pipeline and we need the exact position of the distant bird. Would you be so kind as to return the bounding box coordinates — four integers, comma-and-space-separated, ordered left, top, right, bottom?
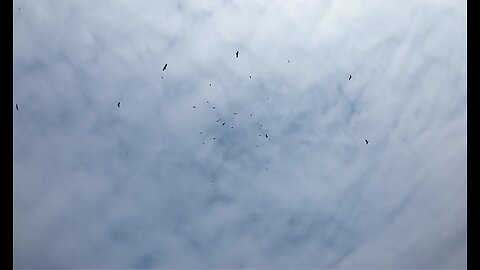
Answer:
236, 51, 239, 58
222, 123, 226, 126
365, 139, 369, 144
163, 64, 168, 71
193, 105, 196, 108
249, 76, 251, 79
203, 142, 205, 144
207, 101, 210, 103
250, 114, 253, 116
288, 60, 290, 63
161, 76, 164, 79
15, 104, 19, 110
234, 112, 237, 115
117, 102, 120, 108
200, 132, 203, 134
266, 134, 268, 138
231, 126, 233, 128
212, 106, 216, 109
216, 119, 221, 122
260, 124, 263, 127
213, 137, 216, 140
349, 74, 352, 80
210, 84, 212, 86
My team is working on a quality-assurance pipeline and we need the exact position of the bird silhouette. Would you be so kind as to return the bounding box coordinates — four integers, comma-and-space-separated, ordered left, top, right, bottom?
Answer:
209, 84, 212, 86
161, 76, 164, 79
15, 104, 19, 110
193, 105, 196, 108
222, 123, 226, 126
266, 134, 268, 138
349, 74, 352, 80
236, 51, 239, 58
213, 106, 216, 109
249, 76, 251, 79
207, 101, 210, 103
234, 112, 237, 115
200, 132, 203, 134
163, 64, 167, 71
250, 114, 253, 116
117, 102, 120, 108
216, 119, 221, 122
213, 137, 216, 140
365, 139, 369, 144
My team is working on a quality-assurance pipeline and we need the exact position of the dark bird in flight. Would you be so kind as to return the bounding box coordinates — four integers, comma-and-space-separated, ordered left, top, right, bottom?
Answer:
200, 132, 203, 134
207, 101, 210, 103
249, 76, 251, 79
203, 142, 205, 144
117, 102, 120, 108
15, 104, 19, 110
349, 74, 352, 80
161, 76, 164, 79
236, 51, 239, 58
288, 60, 290, 63
210, 84, 212, 86
234, 112, 237, 115
231, 126, 233, 128
163, 64, 168, 71
222, 123, 226, 126
193, 105, 196, 108
365, 139, 369, 144
213, 137, 216, 140
250, 114, 253, 116
212, 106, 216, 109
216, 119, 221, 122
266, 134, 268, 138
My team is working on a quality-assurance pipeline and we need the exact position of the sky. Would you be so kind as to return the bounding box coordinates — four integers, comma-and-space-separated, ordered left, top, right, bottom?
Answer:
13, 0, 466, 268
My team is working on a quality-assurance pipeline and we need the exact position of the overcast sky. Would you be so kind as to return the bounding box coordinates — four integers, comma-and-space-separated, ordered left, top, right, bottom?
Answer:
13, 0, 466, 268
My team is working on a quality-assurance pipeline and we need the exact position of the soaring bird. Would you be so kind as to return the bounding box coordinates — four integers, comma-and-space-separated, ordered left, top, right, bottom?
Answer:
207, 101, 210, 103
249, 76, 251, 79
163, 64, 168, 71
349, 74, 352, 80
236, 51, 239, 58
212, 106, 216, 109
216, 119, 221, 122
193, 105, 196, 108
365, 139, 369, 144
266, 134, 268, 138
234, 112, 237, 115
222, 123, 226, 126
250, 114, 253, 116
15, 104, 19, 110
161, 76, 164, 79
117, 102, 120, 108
209, 84, 212, 86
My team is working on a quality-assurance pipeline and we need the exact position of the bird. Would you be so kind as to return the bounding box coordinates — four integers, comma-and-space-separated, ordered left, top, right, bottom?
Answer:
203, 142, 205, 144
266, 134, 268, 138
222, 123, 226, 126
365, 139, 369, 144
209, 84, 212, 86
236, 51, 239, 58
193, 105, 196, 108
216, 119, 221, 122
161, 76, 164, 79
163, 64, 168, 71
212, 106, 216, 109
213, 137, 216, 140
250, 114, 253, 116
234, 112, 237, 115
207, 101, 210, 103
288, 60, 290, 63
349, 74, 352, 80
249, 76, 251, 79
200, 132, 203, 134
117, 102, 120, 108
15, 104, 19, 110
231, 126, 233, 128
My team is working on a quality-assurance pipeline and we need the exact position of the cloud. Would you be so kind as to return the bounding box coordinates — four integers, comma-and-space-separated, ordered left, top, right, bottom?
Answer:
14, 0, 466, 268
